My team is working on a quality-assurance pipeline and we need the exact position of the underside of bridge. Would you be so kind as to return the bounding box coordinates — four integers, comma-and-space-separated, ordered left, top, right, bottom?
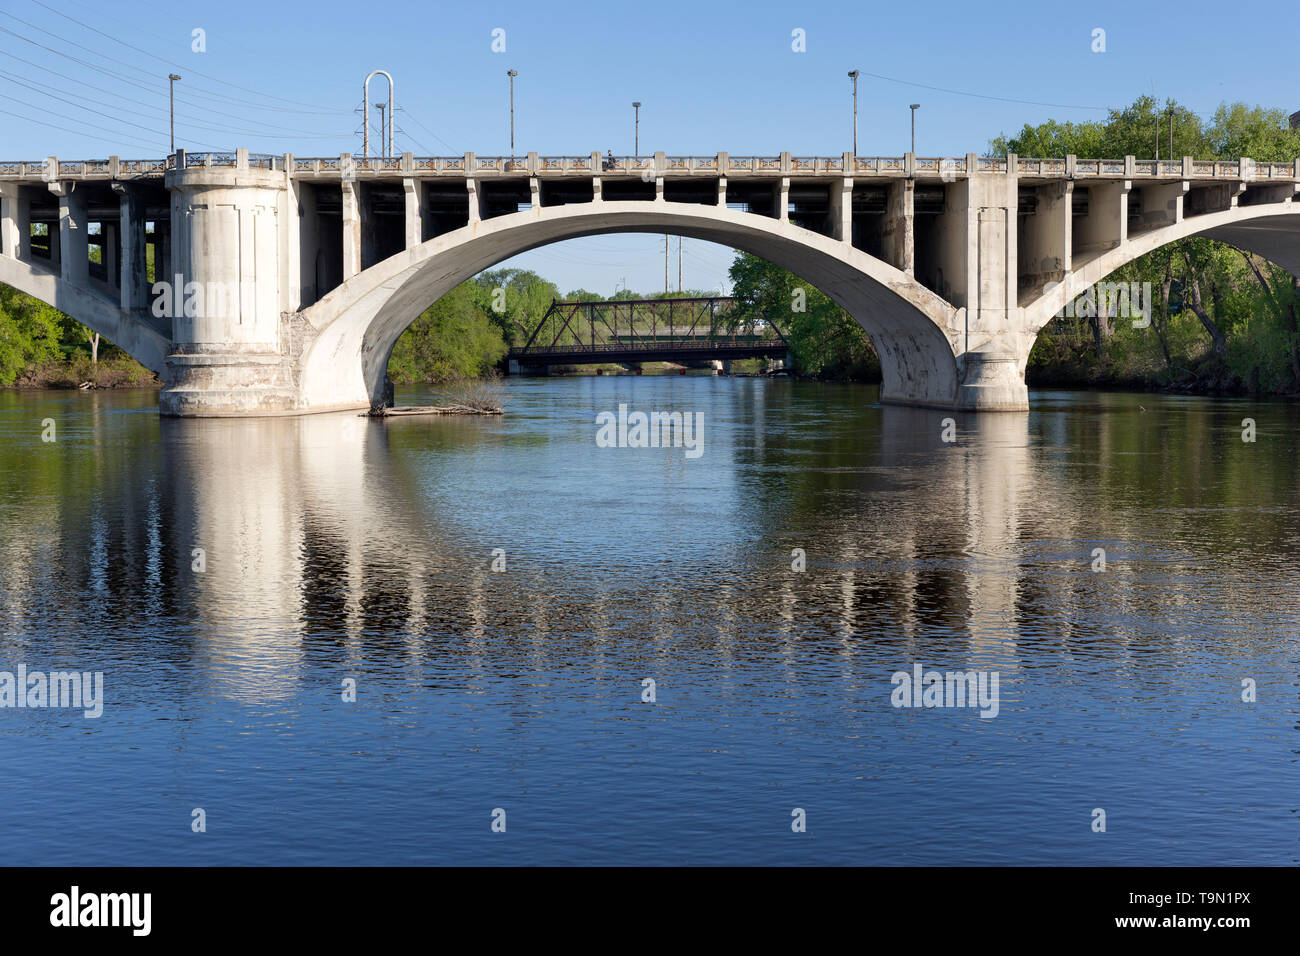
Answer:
1, 150, 1296, 416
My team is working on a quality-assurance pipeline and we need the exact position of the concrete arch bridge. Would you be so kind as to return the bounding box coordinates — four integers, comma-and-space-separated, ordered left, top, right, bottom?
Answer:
0, 149, 1296, 415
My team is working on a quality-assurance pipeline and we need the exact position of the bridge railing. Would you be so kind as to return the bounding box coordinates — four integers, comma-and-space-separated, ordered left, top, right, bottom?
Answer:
2, 154, 1298, 181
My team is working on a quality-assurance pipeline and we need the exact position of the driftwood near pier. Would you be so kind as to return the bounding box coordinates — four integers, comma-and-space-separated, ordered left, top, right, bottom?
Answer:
365, 404, 503, 418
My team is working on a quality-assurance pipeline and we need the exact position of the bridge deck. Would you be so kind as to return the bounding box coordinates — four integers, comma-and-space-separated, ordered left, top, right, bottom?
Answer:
3, 152, 1295, 184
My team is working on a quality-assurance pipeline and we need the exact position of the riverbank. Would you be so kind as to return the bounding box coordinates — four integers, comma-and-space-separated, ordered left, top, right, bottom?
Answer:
10, 357, 159, 390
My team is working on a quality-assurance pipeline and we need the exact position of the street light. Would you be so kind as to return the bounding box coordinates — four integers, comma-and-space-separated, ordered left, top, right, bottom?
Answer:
1169, 107, 1183, 161
507, 70, 517, 159
848, 70, 860, 157
168, 74, 181, 154
909, 103, 920, 155
632, 101, 641, 157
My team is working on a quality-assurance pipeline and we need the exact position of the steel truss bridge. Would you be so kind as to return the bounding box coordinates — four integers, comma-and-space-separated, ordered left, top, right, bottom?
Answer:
507, 296, 790, 368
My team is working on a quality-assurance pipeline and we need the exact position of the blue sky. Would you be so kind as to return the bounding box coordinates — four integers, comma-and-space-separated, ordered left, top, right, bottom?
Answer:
1, 0, 1293, 294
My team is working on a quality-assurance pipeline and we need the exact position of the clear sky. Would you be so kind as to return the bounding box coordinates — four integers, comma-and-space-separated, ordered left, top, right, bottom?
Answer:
1, 0, 1293, 295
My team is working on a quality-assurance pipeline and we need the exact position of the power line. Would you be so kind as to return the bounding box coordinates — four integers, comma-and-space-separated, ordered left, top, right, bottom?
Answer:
0, 105, 166, 152
397, 108, 459, 154
24, 0, 352, 114
0, 70, 234, 151
857, 68, 1111, 113
0, 46, 348, 141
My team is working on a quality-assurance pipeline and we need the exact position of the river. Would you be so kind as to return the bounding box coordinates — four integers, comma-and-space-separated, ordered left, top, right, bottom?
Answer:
1, 377, 1296, 865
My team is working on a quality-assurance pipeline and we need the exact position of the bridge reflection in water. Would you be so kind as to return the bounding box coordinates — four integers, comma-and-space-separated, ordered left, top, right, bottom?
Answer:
152, 395, 1054, 700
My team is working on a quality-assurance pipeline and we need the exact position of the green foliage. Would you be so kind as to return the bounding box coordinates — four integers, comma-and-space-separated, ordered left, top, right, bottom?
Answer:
728, 252, 878, 379
0, 285, 65, 385
475, 268, 561, 344
387, 281, 508, 384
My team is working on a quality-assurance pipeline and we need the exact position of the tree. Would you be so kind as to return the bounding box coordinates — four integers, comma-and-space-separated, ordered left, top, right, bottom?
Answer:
727, 252, 877, 378
387, 282, 507, 384
0, 285, 64, 384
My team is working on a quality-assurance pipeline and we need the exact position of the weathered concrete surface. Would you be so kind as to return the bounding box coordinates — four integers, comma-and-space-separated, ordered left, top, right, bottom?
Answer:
157, 158, 300, 415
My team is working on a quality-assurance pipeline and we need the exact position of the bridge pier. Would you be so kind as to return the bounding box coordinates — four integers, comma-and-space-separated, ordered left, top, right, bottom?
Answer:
158, 150, 303, 416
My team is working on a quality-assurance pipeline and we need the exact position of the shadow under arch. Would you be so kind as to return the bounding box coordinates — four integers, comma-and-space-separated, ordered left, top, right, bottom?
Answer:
298, 201, 964, 409
0, 256, 170, 376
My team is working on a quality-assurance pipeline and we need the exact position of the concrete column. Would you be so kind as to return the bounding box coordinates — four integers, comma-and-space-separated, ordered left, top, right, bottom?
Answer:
934, 174, 970, 306
292, 177, 318, 309
832, 177, 853, 243
1019, 180, 1071, 290
592, 176, 602, 202
0, 185, 29, 260
776, 177, 789, 222
882, 179, 914, 273
1075, 180, 1129, 254
280, 154, 297, 313
403, 179, 422, 249
112, 183, 148, 312
341, 180, 361, 280
466, 178, 481, 223
528, 176, 540, 209
155, 218, 170, 290
717, 177, 727, 207
103, 220, 117, 289
50, 181, 88, 284
1138, 180, 1187, 230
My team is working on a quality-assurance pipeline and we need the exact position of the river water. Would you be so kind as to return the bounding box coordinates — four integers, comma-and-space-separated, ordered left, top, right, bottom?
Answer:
0, 377, 1296, 865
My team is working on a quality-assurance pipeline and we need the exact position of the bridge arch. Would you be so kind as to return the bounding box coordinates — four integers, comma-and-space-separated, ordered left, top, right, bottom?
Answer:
0, 256, 170, 377
1022, 204, 1300, 334
297, 201, 963, 409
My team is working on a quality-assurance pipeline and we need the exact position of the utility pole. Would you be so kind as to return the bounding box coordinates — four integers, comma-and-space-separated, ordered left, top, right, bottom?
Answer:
507, 70, 517, 159
168, 74, 181, 154
678, 236, 682, 292
848, 70, 860, 156
664, 234, 669, 293
633, 101, 641, 156
910, 103, 920, 154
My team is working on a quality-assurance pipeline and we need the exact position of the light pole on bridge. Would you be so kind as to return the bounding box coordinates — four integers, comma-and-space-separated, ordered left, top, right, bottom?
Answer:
910, 103, 920, 155
632, 101, 641, 157
168, 73, 181, 155
507, 69, 518, 160
848, 70, 860, 157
